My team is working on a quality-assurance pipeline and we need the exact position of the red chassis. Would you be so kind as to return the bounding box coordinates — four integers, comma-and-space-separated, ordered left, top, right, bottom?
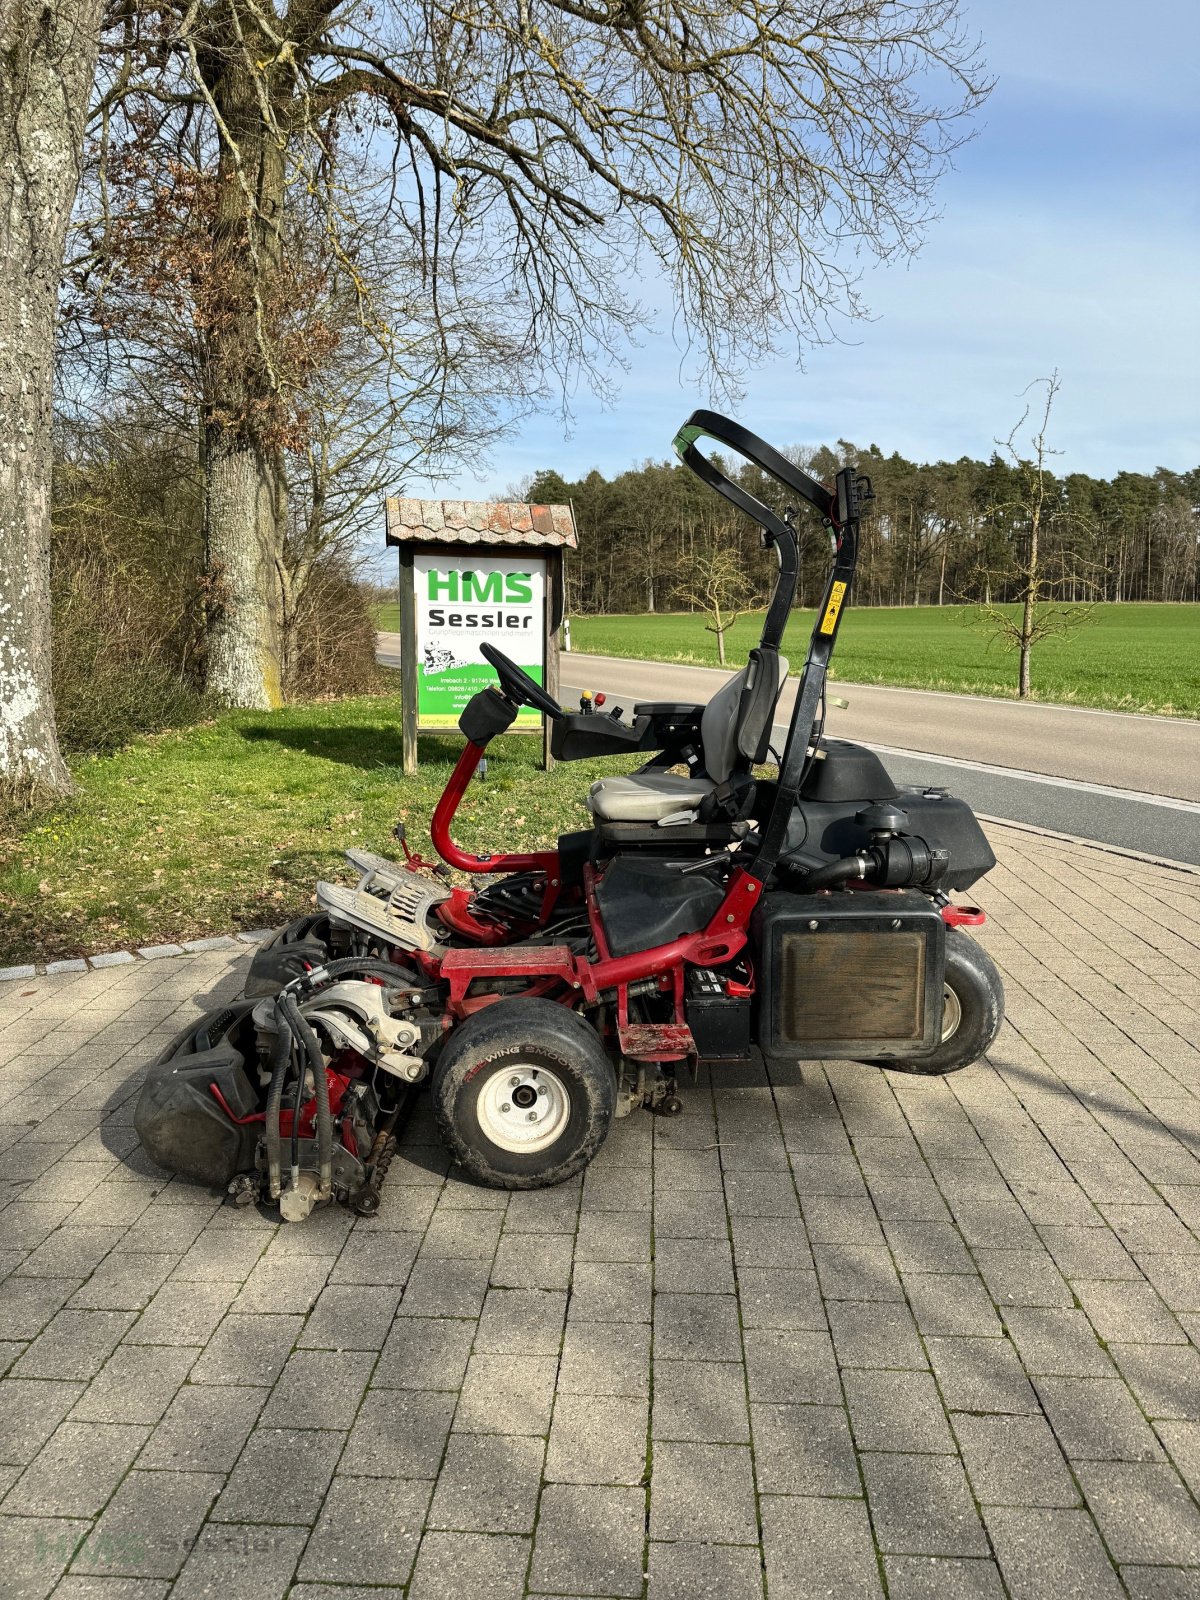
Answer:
406, 735, 983, 1064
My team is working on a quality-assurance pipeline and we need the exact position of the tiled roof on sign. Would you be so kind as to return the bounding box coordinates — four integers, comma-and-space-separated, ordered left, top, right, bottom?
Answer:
385, 497, 578, 549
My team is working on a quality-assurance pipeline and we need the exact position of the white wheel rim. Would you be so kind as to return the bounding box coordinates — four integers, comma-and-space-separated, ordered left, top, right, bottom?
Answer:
476, 1063, 571, 1154
941, 983, 963, 1042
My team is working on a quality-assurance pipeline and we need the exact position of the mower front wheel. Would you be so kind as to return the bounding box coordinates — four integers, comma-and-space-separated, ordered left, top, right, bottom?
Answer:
867, 930, 1005, 1076
430, 998, 616, 1189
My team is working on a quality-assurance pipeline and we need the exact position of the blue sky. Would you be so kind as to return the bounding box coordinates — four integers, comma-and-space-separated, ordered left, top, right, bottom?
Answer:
414, 0, 1200, 499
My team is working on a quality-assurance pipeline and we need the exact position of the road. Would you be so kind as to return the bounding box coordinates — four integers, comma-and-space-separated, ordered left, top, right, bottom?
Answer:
376, 635, 1200, 863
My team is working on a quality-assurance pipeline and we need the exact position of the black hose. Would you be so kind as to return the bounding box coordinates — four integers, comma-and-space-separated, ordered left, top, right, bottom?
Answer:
800, 852, 874, 892
281, 993, 333, 1200
264, 1015, 291, 1201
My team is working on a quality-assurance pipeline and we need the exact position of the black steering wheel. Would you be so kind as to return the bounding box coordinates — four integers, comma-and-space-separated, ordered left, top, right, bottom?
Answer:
480, 642, 563, 720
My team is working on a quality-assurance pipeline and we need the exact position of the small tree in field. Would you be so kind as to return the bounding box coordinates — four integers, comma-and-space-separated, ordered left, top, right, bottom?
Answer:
974, 374, 1095, 698
676, 538, 759, 667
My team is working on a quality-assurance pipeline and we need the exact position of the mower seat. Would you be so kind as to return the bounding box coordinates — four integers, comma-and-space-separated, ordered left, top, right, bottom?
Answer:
587, 651, 788, 826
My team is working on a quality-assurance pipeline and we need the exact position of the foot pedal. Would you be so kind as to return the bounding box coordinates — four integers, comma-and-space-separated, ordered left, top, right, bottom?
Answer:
343, 848, 413, 894
617, 1022, 696, 1062
317, 875, 450, 953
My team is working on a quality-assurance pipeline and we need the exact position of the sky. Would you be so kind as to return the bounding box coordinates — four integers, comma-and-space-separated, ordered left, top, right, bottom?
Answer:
406, 0, 1200, 504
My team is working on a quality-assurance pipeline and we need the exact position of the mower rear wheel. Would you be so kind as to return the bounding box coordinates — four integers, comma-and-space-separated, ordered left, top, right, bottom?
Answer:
431, 998, 616, 1188
866, 931, 1004, 1076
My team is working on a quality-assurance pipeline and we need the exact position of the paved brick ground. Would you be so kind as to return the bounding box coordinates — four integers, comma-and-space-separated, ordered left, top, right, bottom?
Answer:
1, 821, 1198, 1599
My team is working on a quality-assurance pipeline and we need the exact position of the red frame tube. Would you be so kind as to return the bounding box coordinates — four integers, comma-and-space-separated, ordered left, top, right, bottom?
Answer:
430, 741, 560, 875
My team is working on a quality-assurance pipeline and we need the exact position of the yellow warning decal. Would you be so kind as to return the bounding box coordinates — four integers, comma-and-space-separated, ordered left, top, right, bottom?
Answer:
819, 580, 847, 635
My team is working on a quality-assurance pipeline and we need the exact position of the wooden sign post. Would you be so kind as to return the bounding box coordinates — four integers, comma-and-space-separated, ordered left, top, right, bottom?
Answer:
384, 498, 577, 775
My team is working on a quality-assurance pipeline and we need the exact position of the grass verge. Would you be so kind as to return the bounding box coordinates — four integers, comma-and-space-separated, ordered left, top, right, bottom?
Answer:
0, 695, 639, 966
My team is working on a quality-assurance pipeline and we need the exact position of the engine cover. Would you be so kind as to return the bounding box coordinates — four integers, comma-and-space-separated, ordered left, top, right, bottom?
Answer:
753, 890, 945, 1059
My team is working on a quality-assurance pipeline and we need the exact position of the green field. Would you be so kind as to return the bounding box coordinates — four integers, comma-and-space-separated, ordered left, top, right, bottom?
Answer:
567, 604, 1199, 718
0, 699, 641, 965
377, 600, 1197, 715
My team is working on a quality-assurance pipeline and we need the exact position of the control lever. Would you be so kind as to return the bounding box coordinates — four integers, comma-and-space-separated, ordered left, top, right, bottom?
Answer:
608, 705, 624, 720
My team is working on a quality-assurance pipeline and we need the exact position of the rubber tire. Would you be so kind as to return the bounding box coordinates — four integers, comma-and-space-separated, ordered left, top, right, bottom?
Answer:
868, 930, 1005, 1076
430, 997, 617, 1189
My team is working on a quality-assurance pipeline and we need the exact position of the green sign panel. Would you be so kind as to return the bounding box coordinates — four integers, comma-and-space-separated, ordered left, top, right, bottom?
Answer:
414, 552, 546, 727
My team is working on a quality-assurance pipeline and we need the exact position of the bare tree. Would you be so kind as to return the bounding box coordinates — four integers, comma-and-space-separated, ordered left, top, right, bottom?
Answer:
76, 0, 988, 707
675, 535, 759, 667
0, 0, 104, 798
974, 374, 1095, 698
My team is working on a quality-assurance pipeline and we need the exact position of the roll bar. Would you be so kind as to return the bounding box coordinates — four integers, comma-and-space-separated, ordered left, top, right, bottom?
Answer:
673, 408, 874, 882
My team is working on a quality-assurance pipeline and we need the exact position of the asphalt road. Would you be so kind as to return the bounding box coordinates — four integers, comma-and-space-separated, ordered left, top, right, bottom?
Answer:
375, 635, 1200, 864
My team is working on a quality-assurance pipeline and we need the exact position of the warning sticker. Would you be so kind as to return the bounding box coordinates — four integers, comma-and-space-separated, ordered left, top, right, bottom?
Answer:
819, 580, 847, 635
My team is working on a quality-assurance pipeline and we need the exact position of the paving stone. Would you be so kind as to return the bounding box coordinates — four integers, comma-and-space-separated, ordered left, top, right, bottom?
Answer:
983, 1505, 1126, 1598
1002, 1307, 1115, 1377
760, 1493, 882, 1598
187, 1312, 303, 1386
258, 1349, 373, 1430
546, 1392, 648, 1482
1157, 1420, 1200, 1495
420, 1209, 504, 1260
489, 1232, 574, 1290
827, 1299, 927, 1369
475, 1287, 566, 1352
653, 1291, 741, 1361
68, 1343, 197, 1424
926, 1335, 1040, 1414
810, 1240, 901, 1304
408, 1530, 530, 1600
557, 1320, 650, 1398
137, 1386, 263, 1472
0, 1277, 82, 1342
1074, 1278, 1187, 1344
730, 1214, 811, 1269
182, 937, 239, 953
88, 953, 136, 969
427, 1432, 544, 1532
531, 1483, 646, 1597
232, 1255, 332, 1315
1121, 1566, 1200, 1600
0, 1379, 83, 1467
1037, 1224, 1141, 1281
45, 960, 89, 976
125, 1282, 239, 1346
136, 946, 186, 961
1110, 1342, 1200, 1418
732, 1269, 823, 1336
328, 1229, 420, 1286
653, 1186, 729, 1239
844, 1369, 956, 1453
71, 1468, 222, 1579
297, 1474, 431, 1585
750, 1401, 861, 1496
861, 1452, 988, 1556
1076, 1460, 1200, 1564
212, 1427, 345, 1524
15, 1228, 125, 1281
723, 1169, 800, 1216
905, 1271, 1003, 1337
953, 1412, 1079, 1506
743, 1327, 840, 1403
649, 1440, 757, 1543
2, 1422, 148, 1517
373, 1316, 476, 1391
12, 1310, 135, 1380
885, 1220, 975, 1274
652, 1358, 748, 1443
298, 1283, 400, 1350
646, 1539, 763, 1600
171, 1523, 307, 1600
884, 1554, 1007, 1599
500, 1181, 581, 1235
52, 1578, 171, 1600
395, 1256, 492, 1319
454, 1352, 557, 1435
1139, 1252, 1200, 1313
573, 1211, 652, 1264
652, 1234, 734, 1295
1033, 1376, 1165, 1462
0, 1513, 91, 1599
974, 1248, 1074, 1308
803, 1194, 886, 1247
568, 1261, 651, 1323
341, 1389, 455, 1478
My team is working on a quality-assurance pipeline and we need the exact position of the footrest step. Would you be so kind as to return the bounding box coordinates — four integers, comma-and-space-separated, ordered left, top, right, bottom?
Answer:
618, 1022, 696, 1062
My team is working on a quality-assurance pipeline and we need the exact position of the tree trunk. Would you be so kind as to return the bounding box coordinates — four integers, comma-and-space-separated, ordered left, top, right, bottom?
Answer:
0, 0, 103, 797
199, 50, 287, 708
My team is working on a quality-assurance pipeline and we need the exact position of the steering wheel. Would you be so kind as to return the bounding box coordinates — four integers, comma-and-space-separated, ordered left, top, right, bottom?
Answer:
480, 642, 563, 720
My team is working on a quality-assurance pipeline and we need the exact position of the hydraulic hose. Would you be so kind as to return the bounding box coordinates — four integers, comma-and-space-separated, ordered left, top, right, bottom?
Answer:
280, 992, 333, 1201
264, 1015, 291, 1201
799, 851, 874, 892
